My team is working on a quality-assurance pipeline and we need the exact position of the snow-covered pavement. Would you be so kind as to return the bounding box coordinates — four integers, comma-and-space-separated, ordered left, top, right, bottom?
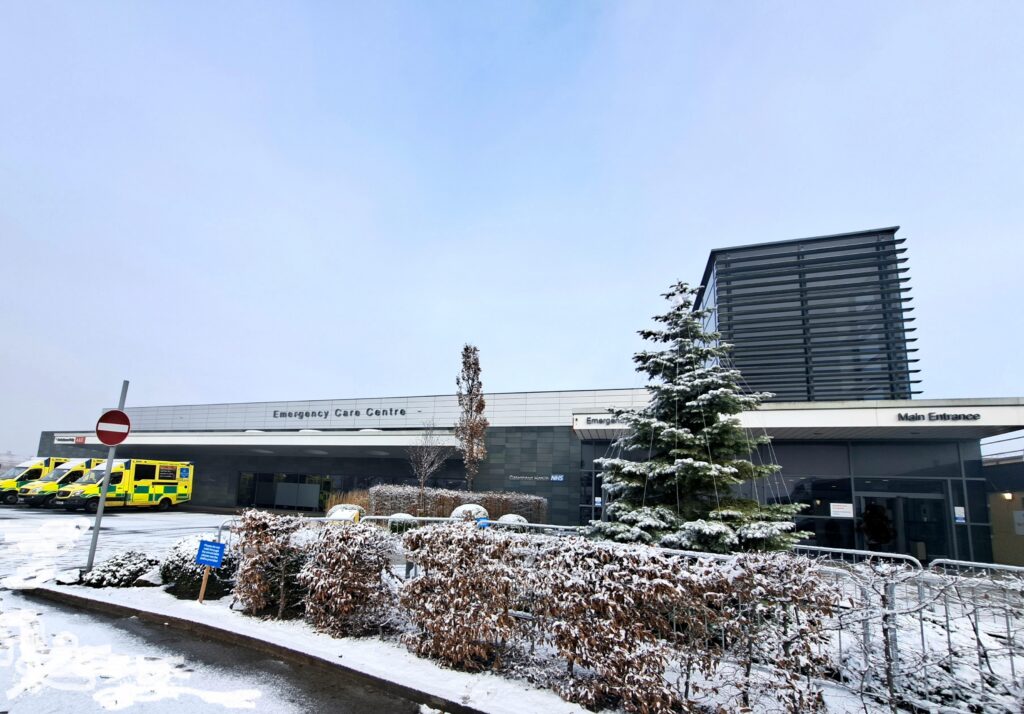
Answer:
0, 508, 417, 713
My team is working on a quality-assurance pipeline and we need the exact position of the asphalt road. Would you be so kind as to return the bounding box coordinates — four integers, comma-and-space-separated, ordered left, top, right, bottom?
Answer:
0, 507, 419, 713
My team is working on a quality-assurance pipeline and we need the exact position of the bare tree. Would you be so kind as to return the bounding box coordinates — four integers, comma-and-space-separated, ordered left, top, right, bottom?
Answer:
406, 422, 454, 514
454, 344, 489, 492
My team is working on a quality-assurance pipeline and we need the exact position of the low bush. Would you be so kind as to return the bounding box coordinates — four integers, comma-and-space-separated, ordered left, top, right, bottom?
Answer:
81, 551, 160, 588
387, 513, 417, 534
160, 535, 239, 600
369, 484, 547, 522
401, 523, 532, 672
533, 538, 690, 713
233, 509, 309, 619
450, 503, 487, 520
298, 522, 399, 637
698, 552, 837, 713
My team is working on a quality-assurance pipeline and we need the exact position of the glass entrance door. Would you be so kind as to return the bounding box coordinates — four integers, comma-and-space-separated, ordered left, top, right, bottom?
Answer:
237, 472, 329, 511
858, 493, 950, 562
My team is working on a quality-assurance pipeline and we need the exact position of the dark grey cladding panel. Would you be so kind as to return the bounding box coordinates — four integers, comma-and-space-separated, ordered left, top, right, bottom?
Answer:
703, 229, 919, 402
201, 425, 583, 524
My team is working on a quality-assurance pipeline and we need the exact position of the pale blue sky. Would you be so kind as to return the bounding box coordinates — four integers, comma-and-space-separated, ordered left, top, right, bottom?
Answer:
2, 2, 1023, 455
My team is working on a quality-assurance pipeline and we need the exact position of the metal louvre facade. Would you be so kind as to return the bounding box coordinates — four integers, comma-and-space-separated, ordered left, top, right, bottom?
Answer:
695, 227, 920, 402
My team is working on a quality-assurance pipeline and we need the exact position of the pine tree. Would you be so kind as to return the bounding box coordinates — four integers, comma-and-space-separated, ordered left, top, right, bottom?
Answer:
589, 282, 808, 553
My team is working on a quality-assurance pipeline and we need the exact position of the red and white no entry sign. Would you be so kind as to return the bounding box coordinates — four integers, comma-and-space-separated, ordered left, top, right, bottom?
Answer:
96, 409, 131, 446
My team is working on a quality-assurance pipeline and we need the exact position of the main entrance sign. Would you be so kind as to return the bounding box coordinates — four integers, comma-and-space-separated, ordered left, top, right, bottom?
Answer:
96, 410, 131, 446
897, 412, 982, 422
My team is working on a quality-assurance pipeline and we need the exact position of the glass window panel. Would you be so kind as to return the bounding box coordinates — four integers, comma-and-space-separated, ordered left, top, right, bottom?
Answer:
854, 478, 946, 495
794, 517, 855, 549
970, 526, 993, 563
965, 481, 989, 524
766, 443, 849, 477
769, 476, 851, 516
237, 472, 254, 506
955, 526, 971, 561
851, 443, 961, 478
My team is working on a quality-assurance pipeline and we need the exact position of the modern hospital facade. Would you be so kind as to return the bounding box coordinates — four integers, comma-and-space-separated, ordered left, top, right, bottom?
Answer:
37, 228, 1024, 563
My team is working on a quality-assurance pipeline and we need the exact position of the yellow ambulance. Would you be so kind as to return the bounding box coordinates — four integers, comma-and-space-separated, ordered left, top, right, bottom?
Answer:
18, 458, 103, 507
55, 459, 194, 513
1, 457, 69, 505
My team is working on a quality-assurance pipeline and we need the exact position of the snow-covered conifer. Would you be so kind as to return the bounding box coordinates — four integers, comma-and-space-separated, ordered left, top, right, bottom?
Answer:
590, 281, 808, 552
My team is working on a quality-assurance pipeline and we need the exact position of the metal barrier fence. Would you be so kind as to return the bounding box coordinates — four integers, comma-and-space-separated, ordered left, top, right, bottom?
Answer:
214, 514, 1023, 708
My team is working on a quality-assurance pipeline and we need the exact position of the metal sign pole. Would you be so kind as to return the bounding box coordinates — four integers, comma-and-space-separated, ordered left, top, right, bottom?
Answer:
85, 380, 129, 571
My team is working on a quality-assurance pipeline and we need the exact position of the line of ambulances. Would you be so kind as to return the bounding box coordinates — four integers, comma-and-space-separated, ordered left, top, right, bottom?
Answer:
0, 456, 194, 513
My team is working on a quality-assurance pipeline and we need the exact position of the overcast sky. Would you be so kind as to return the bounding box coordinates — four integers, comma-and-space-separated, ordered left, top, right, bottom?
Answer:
2, 2, 1023, 457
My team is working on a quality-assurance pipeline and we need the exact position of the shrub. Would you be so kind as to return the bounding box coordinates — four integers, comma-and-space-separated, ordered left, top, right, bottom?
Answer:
533, 538, 690, 713
160, 535, 239, 600
370, 484, 546, 522
497, 513, 527, 525
298, 522, 399, 637
699, 552, 837, 712
233, 509, 309, 619
450, 503, 487, 520
496, 513, 528, 534
81, 551, 160, 588
388, 513, 417, 534
401, 523, 532, 671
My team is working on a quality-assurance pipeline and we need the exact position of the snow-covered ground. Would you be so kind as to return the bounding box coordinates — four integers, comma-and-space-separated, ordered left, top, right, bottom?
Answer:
3, 508, 1021, 713
0, 509, 229, 585
0, 590, 417, 713
0, 508, 417, 713
34, 584, 590, 714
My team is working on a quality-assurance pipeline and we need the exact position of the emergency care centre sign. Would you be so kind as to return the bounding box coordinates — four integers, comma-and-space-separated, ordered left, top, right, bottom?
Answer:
273, 407, 408, 420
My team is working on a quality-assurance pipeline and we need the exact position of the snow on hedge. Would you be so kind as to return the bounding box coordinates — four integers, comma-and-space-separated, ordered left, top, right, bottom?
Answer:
298, 522, 399, 637
400, 523, 530, 672
160, 534, 239, 600
369, 484, 546, 522
450, 503, 487, 520
233, 509, 308, 619
143, 511, 1024, 713
81, 551, 160, 588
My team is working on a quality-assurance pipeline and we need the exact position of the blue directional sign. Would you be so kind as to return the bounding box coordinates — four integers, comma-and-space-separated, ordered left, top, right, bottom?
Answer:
195, 540, 226, 568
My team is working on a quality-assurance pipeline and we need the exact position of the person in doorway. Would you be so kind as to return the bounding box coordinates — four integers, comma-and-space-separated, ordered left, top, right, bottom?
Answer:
859, 502, 895, 551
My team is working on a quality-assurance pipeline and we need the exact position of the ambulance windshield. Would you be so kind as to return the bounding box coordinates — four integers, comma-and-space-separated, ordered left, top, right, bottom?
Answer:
39, 468, 70, 483
78, 469, 108, 485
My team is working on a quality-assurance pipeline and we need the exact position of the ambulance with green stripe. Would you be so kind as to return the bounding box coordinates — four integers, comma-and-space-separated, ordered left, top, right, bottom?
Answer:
55, 459, 194, 513
1, 457, 69, 505
18, 458, 103, 507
